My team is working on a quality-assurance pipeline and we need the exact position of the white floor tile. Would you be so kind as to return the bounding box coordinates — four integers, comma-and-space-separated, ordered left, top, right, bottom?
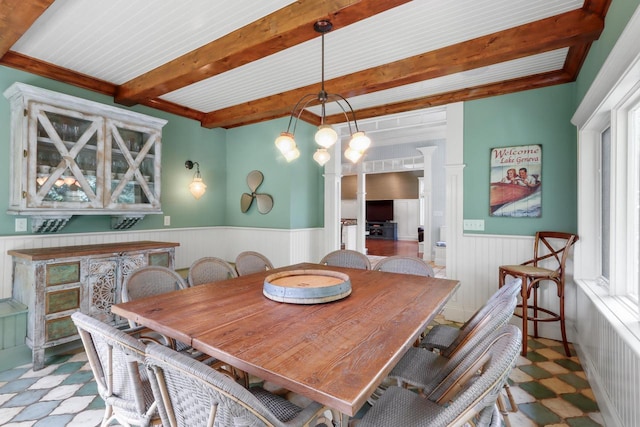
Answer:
0, 406, 24, 424
0, 393, 17, 406
41, 384, 84, 401
20, 365, 59, 379
50, 396, 95, 415
68, 409, 104, 427
28, 374, 68, 390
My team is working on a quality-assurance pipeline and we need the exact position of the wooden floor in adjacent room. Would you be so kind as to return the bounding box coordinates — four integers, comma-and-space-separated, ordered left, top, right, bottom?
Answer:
365, 238, 422, 257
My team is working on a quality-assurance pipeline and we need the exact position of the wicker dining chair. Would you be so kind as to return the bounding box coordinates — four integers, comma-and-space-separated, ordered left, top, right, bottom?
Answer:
145, 342, 326, 427
121, 265, 196, 351
357, 325, 522, 427
373, 255, 434, 277
187, 256, 238, 286
71, 312, 160, 427
121, 266, 187, 325
319, 249, 371, 269
420, 277, 522, 352
387, 292, 519, 426
234, 251, 274, 276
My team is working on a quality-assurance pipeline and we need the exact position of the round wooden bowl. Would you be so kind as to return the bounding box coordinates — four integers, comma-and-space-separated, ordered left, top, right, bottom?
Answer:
263, 269, 351, 304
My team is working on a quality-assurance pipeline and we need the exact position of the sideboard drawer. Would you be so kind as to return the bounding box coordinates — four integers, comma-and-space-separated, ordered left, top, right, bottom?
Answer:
46, 262, 81, 286
46, 288, 80, 314
46, 316, 76, 342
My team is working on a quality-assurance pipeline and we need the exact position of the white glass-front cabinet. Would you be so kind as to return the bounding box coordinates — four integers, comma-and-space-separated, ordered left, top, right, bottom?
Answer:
4, 83, 167, 232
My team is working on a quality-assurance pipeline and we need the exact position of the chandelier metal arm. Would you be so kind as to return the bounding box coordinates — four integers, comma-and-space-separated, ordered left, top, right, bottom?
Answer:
288, 93, 322, 135
276, 19, 369, 165
325, 93, 360, 135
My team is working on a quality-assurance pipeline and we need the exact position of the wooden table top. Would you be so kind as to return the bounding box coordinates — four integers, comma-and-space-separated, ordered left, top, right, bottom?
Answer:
112, 262, 459, 416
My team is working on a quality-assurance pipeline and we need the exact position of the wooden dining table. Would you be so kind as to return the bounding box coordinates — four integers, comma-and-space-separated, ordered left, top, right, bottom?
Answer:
111, 262, 460, 421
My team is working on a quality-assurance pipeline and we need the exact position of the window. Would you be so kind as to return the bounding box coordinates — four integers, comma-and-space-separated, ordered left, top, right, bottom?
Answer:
600, 127, 610, 282
575, 51, 640, 316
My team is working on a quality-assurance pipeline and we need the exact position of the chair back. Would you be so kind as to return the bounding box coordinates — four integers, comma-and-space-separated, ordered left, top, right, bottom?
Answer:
427, 325, 522, 426
374, 255, 434, 277
530, 231, 578, 281
71, 312, 157, 426
359, 325, 521, 427
145, 343, 323, 427
122, 265, 187, 302
234, 251, 274, 276
457, 277, 521, 332
319, 249, 371, 269
188, 257, 238, 286
442, 293, 517, 358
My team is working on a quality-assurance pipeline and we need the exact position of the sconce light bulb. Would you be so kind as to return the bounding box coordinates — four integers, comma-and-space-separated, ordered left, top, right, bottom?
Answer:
189, 177, 207, 200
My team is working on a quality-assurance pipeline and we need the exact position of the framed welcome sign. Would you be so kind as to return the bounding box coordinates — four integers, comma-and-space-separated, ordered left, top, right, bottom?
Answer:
489, 144, 542, 217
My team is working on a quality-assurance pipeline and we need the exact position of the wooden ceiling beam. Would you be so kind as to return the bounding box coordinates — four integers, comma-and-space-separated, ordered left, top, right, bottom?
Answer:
114, 0, 411, 106
0, 51, 116, 96
201, 8, 604, 129
0, 0, 54, 57
322, 71, 574, 125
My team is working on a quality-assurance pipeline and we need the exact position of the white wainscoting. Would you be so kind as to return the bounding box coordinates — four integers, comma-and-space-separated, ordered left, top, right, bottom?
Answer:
0, 227, 324, 299
575, 281, 640, 427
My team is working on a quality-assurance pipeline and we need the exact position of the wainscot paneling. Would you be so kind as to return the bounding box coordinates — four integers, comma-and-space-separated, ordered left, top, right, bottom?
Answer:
0, 227, 324, 299
575, 281, 640, 427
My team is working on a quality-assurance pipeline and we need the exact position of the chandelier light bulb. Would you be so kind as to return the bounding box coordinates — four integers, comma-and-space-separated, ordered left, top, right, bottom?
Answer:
313, 148, 331, 166
275, 132, 296, 154
348, 131, 371, 152
344, 147, 363, 163
315, 125, 338, 148
284, 147, 300, 162
189, 177, 207, 199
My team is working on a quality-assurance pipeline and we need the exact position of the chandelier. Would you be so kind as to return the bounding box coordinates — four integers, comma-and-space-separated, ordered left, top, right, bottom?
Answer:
275, 20, 371, 166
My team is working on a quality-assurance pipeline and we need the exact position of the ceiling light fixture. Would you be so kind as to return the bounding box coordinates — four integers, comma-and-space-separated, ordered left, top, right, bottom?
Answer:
185, 160, 206, 199
275, 19, 371, 166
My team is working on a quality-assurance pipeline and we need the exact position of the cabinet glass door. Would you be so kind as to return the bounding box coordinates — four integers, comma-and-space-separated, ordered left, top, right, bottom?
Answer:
106, 120, 160, 209
31, 104, 103, 207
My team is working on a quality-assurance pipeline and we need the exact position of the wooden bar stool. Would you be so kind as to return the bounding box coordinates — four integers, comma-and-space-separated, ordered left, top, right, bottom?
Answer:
498, 231, 578, 356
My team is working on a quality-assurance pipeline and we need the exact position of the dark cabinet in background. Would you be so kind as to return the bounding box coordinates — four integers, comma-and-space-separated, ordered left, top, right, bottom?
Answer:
366, 221, 398, 240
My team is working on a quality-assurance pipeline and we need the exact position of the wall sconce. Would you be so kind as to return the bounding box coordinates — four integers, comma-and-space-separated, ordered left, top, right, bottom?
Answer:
185, 160, 206, 199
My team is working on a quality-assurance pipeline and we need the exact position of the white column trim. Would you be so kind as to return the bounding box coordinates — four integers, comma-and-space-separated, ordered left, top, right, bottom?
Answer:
445, 102, 465, 280
417, 146, 437, 261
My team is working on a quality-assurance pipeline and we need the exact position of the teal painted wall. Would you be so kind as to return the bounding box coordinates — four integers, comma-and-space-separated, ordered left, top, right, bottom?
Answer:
463, 84, 578, 235
576, 0, 640, 104
225, 118, 324, 228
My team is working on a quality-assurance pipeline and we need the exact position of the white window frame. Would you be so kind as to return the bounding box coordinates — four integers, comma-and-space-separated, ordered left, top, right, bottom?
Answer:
573, 6, 640, 322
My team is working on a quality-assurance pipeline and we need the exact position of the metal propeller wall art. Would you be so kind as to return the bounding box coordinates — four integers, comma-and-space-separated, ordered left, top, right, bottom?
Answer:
240, 170, 273, 214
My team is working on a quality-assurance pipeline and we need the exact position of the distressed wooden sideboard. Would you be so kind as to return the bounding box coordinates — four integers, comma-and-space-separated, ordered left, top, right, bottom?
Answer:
8, 240, 179, 370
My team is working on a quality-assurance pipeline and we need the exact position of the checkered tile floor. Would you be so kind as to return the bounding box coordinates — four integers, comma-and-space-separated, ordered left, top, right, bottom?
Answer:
0, 351, 105, 426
